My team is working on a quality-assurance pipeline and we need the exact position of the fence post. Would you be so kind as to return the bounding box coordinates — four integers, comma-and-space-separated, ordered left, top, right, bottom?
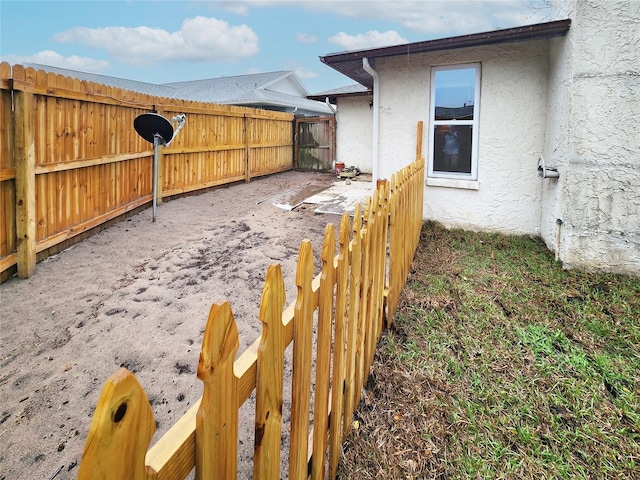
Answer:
361, 194, 376, 384
288, 240, 315, 480
311, 224, 336, 480
356, 198, 369, 409
376, 181, 389, 335
244, 115, 251, 183
196, 301, 240, 480
329, 213, 351, 478
416, 157, 425, 248
12, 66, 36, 278
343, 203, 362, 435
387, 173, 399, 325
253, 264, 286, 480
77, 368, 156, 480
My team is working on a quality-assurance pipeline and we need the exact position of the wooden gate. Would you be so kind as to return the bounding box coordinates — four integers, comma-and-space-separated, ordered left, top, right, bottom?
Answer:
294, 116, 336, 172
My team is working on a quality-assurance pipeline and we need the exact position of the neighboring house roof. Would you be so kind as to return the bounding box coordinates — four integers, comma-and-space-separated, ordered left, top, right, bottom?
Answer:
307, 84, 371, 103
163, 71, 301, 102
20, 64, 332, 116
435, 105, 474, 120
22, 63, 178, 98
164, 71, 333, 115
320, 19, 572, 89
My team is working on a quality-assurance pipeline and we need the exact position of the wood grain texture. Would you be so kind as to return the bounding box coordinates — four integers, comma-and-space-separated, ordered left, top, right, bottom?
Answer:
77, 368, 155, 480
196, 302, 240, 480
253, 264, 286, 480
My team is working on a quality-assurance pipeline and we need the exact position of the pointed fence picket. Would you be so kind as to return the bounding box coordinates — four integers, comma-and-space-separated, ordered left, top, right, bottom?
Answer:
196, 301, 240, 479
253, 264, 286, 480
76, 153, 425, 480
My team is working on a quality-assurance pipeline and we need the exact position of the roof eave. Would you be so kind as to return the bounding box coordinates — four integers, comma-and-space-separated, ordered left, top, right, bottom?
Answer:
320, 19, 572, 89
260, 71, 310, 96
307, 90, 372, 102
231, 99, 331, 114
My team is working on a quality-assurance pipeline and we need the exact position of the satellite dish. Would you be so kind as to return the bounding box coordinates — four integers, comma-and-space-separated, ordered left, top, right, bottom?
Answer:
134, 112, 174, 145
133, 111, 186, 223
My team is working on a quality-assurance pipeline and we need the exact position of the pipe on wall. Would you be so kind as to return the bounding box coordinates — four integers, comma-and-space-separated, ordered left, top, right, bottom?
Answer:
325, 97, 336, 114
362, 57, 380, 187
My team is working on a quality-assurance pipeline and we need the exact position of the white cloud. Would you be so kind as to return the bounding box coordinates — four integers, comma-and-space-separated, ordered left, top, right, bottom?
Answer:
286, 63, 318, 79
1, 50, 110, 73
52, 17, 259, 66
212, 1, 549, 45
216, 1, 250, 16
328, 30, 407, 50
389, 1, 550, 37
299, 0, 550, 37
296, 33, 318, 44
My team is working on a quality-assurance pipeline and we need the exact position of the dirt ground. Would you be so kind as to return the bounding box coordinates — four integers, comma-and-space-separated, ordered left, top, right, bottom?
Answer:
0, 170, 351, 480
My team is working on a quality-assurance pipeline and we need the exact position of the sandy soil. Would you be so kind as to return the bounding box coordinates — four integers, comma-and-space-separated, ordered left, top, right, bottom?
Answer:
0, 170, 345, 480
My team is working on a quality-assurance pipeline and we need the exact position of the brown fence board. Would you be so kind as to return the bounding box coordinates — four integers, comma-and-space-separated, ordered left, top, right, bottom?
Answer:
77, 368, 156, 480
0, 62, 16, 273
311, 224, 335, 480
328, 213, 350, 478
196, 302, 240, 480
13, 65, 37, 278
288, 240, 316, 480
343, 204, 363, 437
253, 264, 286, 480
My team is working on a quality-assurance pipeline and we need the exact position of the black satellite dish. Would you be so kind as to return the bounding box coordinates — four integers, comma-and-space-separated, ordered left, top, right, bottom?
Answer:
133, 112, 185, 222
134, 112, 174, 145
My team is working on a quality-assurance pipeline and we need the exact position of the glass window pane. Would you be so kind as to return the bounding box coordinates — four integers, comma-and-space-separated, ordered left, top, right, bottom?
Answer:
434, 68, 476, 120
433, 125, 473, 174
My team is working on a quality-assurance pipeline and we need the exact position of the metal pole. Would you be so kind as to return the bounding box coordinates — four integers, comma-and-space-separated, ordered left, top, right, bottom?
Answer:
153, 134, 160, 222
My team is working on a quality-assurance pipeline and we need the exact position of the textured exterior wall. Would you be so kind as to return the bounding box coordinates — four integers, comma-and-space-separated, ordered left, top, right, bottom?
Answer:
329, 0, 639, 275
544, 0, 640, 275
335, 95, 373, 172
375, 42, 550, 235
376, 55, 430, 182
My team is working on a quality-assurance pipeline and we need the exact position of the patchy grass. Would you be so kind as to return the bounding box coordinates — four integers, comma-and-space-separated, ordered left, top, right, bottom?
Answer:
337, 221, 639, 479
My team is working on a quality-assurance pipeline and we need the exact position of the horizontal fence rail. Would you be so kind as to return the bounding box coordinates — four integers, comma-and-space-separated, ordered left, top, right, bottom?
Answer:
0, 62, 295, 281
77, 156, 425, 480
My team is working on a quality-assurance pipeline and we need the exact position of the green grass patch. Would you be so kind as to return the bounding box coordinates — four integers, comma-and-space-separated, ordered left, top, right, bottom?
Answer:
338, 221, 639, 479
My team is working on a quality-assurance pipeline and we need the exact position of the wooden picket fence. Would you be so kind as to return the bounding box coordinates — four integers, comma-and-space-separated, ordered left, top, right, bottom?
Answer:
77, 155, 425, 480
0, 62, 294, 281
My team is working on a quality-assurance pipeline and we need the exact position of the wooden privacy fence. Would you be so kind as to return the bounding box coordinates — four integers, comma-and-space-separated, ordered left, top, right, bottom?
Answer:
0, 62, 294, 281
77, 156, 425, 480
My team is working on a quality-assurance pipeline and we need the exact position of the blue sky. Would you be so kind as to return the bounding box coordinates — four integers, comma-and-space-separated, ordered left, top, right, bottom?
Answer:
0, 0, 551, 94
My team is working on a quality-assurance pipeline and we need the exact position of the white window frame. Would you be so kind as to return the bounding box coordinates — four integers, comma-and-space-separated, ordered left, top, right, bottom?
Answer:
428, 63, 481, 182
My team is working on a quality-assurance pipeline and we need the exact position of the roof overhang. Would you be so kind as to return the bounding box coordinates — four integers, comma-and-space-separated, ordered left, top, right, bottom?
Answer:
307, 89, 372, 104
320, 19, 571, 90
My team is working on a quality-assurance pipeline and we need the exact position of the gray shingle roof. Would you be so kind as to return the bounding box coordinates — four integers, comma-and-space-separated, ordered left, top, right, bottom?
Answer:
164, 71, 332, 115
22, 63, 177, 98
163, 71, 295, 102
20, 64, 332, 115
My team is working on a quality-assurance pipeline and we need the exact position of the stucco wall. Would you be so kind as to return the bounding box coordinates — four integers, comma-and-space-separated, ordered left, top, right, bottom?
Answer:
375, 42, 550, 235
335, 96, 373, 172
539, 31, 570, 257
545, 0, 640, 275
